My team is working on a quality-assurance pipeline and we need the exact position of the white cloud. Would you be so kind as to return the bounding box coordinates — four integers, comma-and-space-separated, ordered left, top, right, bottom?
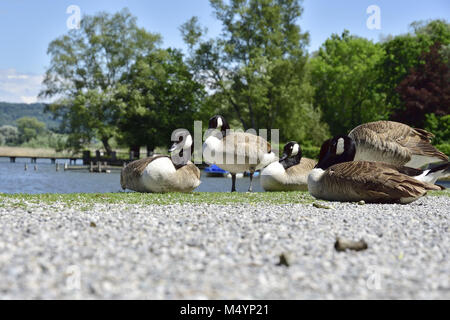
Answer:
0, 69, 44, 104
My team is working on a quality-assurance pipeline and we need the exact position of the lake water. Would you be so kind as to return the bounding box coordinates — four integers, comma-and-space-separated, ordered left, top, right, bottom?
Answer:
0, 158, 265, 194
1, 158, 448, 194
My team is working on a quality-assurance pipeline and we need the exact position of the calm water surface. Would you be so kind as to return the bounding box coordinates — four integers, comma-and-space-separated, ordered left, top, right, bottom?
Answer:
0, 158, 265, 194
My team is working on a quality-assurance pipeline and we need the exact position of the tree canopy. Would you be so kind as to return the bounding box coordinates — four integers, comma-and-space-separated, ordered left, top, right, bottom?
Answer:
181, 0, 329, 144
310, 31, 388, 135
40, 8, 162, 154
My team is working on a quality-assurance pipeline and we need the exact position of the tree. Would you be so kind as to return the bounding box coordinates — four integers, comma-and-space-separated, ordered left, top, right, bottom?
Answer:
395, 42, 450, 127
40, 9, 161, 154
310, 30, 388, 135
0, 125, 19, 145
180, 0, 329, 144
377, 19, 450, 113
424, 114, 450, 145
115, 48, 207, 156
16, 117, 47, 143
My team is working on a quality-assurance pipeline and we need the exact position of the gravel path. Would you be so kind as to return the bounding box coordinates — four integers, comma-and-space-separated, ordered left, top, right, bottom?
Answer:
0, 196, 448, 299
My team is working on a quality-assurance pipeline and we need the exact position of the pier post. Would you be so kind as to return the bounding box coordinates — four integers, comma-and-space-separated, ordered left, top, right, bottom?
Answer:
90, 162, 94, 172
10, 157, 15, 163
31, 158, 37, 164
51, 158, 56, 164
98, 161, 102, 173
24, 163, 28, 171
56, 163, 60, 171
64, 163, 68, 170
83, 150, 91, 165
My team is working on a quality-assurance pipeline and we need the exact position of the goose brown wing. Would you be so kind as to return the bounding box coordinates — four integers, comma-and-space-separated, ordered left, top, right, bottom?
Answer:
325, 161, 441, 201
286, 157, 317, 176
349, 121, 448, 162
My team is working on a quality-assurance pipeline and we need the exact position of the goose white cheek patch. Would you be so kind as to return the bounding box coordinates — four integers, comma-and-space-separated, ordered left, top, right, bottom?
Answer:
292, 144, 299, 156
336, 138, 345, 155
185, 135, 193, 149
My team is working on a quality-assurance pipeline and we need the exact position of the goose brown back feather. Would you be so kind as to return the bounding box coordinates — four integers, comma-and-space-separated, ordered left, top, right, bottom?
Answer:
349, 121, 448, 165
322, 161, 441, 203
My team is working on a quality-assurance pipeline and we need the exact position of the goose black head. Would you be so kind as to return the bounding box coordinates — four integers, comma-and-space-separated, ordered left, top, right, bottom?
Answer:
316, 135, 356, 170
169, 129, 194, 167
279, 141, 302, 170
208, 115, 230, 137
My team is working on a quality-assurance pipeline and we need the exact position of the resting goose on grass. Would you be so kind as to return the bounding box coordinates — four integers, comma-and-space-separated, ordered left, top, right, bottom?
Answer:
121, 130, 201, 193
261, 141, 316, 192
307, 135, 446, 204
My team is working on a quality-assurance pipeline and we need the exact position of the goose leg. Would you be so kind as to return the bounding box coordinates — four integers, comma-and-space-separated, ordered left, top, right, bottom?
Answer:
248, 171, 254, 193
231, 173, 237, 192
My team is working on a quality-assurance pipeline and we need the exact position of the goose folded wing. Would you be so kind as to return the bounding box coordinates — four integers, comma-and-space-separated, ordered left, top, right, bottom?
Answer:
327, 161, 441, 201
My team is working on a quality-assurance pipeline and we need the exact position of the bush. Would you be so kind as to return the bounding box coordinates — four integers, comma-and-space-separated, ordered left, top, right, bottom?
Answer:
436, 143, 450, 157
0, 125, 19, 145
425, 114, 450, 145
0, 133, 5, 146
302, 145, 321, 160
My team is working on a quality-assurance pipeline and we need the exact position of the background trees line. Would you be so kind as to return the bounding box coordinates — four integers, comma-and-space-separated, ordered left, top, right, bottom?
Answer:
21, 1, 448, 158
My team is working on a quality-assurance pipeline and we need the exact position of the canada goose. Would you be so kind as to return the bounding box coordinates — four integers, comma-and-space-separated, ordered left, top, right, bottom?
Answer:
308, 136, 445, 204
203, 115, 278, 192
121, 131, 201, 193
348, 121, 448, 168
261, 141, 316, 191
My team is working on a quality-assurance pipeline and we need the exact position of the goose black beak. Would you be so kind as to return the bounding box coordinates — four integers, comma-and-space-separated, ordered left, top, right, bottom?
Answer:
168, 143, 178, 153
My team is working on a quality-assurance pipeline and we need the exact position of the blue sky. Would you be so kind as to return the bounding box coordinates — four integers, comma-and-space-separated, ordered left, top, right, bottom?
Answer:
0, 0, 448, 103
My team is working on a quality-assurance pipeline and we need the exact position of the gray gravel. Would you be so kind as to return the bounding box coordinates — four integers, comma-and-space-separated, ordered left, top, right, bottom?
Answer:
0, 196, 449, 299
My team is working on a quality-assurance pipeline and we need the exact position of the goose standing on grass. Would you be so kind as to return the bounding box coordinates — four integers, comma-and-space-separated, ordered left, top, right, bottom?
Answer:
348, 121, 448, 168
203, 115, 278, 192
121, 131, 201, 193
261, 142, 316, 191
308, 135, 447, 204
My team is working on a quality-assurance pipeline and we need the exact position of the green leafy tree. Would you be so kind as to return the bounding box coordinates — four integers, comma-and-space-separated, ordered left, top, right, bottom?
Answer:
378, 19, 450, 112
310, 30, 388, 135
116, 49, 207, 156
424, 114, 450, 145
0, 125, 19, 145
180, 0, 329, 144
16, 117, 47, 143
40, 9, 161, 154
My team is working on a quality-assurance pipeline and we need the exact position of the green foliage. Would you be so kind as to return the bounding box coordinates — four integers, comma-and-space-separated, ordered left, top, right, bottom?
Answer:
0, 133, 4, 146
378, 19, 450, 111
0, 125, 19, 145
425, 114, 450, 145
310, 30, 388, 135
116, 48, 207, 151
40, 9, 162, 154
301, 145, 320, 160
0, 102, 60, 129
16, 117, 46, 143
181, 0, 329, 144
19, 133, 68, 151
436, 144, 450, 157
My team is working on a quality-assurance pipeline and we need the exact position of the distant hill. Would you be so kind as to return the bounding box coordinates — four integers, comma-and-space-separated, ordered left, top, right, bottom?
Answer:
0, 102, 61, 130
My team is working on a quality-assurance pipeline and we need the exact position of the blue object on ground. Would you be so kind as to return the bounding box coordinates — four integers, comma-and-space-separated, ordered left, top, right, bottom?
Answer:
204, 164, 228, 174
